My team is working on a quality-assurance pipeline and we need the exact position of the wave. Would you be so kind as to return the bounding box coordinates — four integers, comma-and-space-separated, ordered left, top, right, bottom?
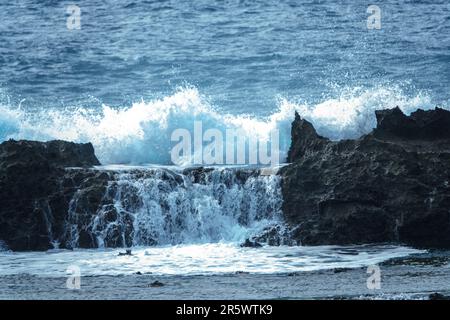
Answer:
284, 85, 438, 141
0, 85, 441, 165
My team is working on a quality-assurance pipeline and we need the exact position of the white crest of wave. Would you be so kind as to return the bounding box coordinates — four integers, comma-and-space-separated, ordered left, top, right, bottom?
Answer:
282, 85, 437, 140
0, 88, 291, 165
0, 85, 442, 165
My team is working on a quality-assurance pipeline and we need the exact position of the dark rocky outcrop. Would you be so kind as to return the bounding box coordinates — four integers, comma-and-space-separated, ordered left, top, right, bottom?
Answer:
0, 140, 102, 251
0, 139, 281, 251
429, 293, 450, 300
3, 107, 450, 251
240, 238, 262, 248
281, 107, 450, 248
0, 139, 100, 168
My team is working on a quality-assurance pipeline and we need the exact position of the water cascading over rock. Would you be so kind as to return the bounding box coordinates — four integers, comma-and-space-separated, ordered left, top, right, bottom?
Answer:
64, 167, 287, 249
0, 140, 289, 251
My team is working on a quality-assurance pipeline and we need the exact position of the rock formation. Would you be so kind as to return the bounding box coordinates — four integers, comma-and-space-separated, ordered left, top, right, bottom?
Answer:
0, 140, 102, 251
0, 140, 282, 251
2, 107, 450, 251
281, 107, 450, 248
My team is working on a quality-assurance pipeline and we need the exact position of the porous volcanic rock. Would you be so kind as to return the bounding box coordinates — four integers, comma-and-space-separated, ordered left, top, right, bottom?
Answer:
281, 107, 450, 248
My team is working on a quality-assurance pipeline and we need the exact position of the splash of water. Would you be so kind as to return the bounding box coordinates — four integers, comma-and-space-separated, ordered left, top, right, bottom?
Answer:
65, 167, 285, 248
0, 85, 440, 165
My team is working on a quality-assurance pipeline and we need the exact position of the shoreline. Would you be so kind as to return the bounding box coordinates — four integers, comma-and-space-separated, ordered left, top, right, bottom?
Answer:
1, 250, 449, 300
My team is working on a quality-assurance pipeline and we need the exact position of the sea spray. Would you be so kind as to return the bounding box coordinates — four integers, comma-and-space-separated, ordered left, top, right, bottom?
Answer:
0, 86, 437, 165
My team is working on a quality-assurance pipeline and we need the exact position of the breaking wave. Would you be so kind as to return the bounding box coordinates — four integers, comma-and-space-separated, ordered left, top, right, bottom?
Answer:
0, 85, 441, 165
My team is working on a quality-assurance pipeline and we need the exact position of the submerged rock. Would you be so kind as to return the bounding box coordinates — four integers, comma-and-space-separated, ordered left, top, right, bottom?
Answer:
333, 268, 352, 273
118, 249, 133, 256
240, 239, 262, 248
149, 280, 164, 287
429, 293, 450, 300
234, 271, 250, 275
281, 107, 450, 248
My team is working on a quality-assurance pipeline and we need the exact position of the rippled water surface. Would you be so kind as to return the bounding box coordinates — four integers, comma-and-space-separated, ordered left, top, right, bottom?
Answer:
1, 0, 449, 110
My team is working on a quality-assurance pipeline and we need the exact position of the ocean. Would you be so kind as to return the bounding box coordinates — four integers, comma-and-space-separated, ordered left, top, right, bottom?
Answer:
0, 0, 450, 299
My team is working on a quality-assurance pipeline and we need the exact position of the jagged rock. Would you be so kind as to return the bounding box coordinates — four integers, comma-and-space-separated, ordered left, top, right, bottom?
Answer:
287, 111, 330, 162
252, 224, 297, 246
373, 107, 450, 142
281, 107, 450, 248
0, 140, 101, 251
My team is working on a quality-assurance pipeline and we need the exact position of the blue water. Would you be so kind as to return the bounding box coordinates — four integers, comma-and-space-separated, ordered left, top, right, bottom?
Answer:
0, 0, 449, 164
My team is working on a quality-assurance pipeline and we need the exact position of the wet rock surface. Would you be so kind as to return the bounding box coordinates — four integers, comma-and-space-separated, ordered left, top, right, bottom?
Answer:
3, 107, 450, 251
0, 139, 282, 250
240, 238, 262, 248
282, 107, 450, 248
0, 140, 102, 251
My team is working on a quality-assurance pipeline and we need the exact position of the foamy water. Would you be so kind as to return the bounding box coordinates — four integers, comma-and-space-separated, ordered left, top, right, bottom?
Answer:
63, 167, 285, 248
0, 86, 440, 165
0, 244, 423, 276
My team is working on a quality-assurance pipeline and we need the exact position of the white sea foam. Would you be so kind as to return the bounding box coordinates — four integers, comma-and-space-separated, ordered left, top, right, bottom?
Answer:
0, 244, 423, 276
0, 86, 441, 165
283, 85, 436, 140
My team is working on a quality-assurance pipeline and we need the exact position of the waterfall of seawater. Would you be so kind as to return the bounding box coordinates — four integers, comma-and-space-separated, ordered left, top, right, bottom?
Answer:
65, 167, 289, 248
